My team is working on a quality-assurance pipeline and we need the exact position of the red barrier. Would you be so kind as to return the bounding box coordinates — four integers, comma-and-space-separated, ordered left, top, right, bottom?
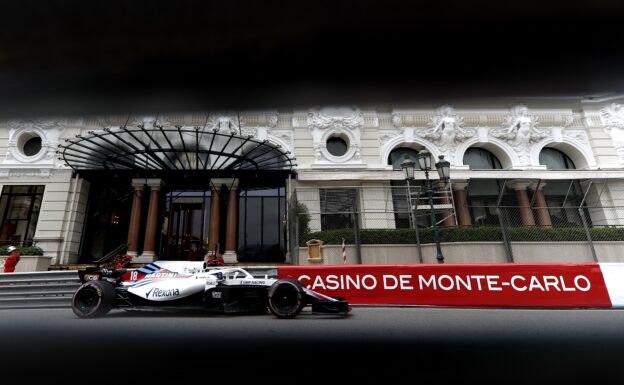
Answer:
279, 264, 613, 308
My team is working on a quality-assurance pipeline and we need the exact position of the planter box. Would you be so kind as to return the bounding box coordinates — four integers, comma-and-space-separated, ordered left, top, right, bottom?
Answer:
12, 255, 53, 272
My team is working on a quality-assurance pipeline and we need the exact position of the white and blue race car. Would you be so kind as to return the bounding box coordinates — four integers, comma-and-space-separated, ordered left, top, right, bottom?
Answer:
72, 261, 350, 319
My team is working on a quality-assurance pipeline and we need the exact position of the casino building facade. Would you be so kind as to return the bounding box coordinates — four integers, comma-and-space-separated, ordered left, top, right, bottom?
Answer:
3, 94, 624, 269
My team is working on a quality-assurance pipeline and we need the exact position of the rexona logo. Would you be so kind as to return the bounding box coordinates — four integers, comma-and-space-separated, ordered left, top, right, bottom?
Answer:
146, 287, 181, 298
145, 272, 178, 279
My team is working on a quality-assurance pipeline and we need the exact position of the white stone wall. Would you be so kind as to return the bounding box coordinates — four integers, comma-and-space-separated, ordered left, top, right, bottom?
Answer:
32, 171, 73, 263
292, 113, 315, 166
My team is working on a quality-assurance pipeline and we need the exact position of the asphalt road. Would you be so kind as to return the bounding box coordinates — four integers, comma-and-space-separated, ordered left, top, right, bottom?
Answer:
2, 306, 624, 383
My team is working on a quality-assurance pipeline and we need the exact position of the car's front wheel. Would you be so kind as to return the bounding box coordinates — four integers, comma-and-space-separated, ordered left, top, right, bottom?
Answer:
267, 278, 306, 319
71, 280, 115, 318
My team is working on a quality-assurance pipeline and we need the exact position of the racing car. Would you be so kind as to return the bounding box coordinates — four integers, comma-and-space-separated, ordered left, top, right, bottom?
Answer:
71, 261, 350, 319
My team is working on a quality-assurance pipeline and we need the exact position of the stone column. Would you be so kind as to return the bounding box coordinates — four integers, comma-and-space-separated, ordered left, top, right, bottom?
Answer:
141, 179, 164, 262
127, 180, 145, 258
452, 181, 472, 226
511, 182, 536, 226
207, 187, 221, 256
223, 180, 239, 264
531, 184, 552, 227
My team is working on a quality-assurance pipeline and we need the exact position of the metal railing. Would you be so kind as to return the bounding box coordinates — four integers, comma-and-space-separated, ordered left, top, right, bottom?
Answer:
93, 243, 128, 266
0, 271, 81, 309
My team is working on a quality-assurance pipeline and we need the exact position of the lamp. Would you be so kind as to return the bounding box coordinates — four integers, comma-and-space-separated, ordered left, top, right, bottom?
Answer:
401, 156, 415, 180
416, 149, 449, 264
435, 155, 450, 182
401, 154, 422, 262
417, 149, 433, 170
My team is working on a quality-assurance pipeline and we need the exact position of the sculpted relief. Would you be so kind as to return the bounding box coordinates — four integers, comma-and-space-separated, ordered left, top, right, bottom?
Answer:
601, 103, 624, 164
491, 105, 548, 165
416, 106, 475, 163
5, 119, 65, 164
308, 107, 363, 164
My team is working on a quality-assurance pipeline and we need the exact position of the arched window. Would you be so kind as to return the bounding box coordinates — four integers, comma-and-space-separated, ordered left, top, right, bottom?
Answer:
539, 148, 576, 170
388, 147, 421, 170
463, 148, 502, 170
539, 149, 583, 227
388, 147, 440, 228
463, 148, 503, 226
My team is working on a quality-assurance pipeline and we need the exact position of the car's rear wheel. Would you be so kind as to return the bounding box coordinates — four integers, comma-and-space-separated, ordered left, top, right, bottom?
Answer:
268, 279, 305, 319
71, 280, 115, 318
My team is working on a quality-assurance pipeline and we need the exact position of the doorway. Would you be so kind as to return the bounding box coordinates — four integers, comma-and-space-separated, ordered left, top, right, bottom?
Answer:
162, 190, 211, 260
237, 187, 286, 262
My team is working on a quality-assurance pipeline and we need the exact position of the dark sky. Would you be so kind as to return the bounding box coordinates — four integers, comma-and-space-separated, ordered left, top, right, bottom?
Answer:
1, 0, 624, 117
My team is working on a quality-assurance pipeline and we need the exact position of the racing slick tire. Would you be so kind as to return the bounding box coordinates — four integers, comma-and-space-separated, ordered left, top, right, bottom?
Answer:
267, 278, 306, 319
71, 280, 115, 318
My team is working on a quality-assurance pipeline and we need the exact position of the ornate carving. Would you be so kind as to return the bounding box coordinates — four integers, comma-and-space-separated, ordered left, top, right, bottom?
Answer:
7, 119, 60, 131
412, 106, 474, 164
235, 113, 279, 139
391, 113, 402, 128
601, 103, 624, 128
601, 103, 624, 163
563, 130, 589, 145
240, 127, 257, 137
491, 105, 548, 165
308, 107, 363, 132
266, 130, 293, 154
379, 130, 401, 147
307, 107, 363, 164
4, 119, 65, 165
154, 116, 172, 129
267, 114, 279, 128
2, 169, 54, 178
207, 113, 240, 134
352, 143, 361, 160
273, 131, 292, 144
492, 105, 548, 145
313, 143, 323, 160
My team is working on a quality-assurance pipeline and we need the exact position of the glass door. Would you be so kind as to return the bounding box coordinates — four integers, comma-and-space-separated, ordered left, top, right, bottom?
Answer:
238, 187, 286, 262
162, 190, 210, 260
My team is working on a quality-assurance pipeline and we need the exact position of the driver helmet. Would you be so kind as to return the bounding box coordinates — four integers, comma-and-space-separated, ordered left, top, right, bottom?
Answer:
7, 246, 16, 252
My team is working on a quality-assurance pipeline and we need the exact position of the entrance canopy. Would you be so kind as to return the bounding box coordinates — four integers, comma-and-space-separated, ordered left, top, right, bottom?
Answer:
57, 125, 296, 172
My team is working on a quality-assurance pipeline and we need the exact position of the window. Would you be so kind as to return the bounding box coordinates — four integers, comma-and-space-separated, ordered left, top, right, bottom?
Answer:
320, 189, 357, 230
238, 187, 286, 262
388, 148, 435, 228
388, 148, 421, 170
539, 148, 576, 170
463, 149, 504, 226
23, 136, 43, 156
463, 148, 502, 170
0, 185, 45, 246
327, 137, 348, 157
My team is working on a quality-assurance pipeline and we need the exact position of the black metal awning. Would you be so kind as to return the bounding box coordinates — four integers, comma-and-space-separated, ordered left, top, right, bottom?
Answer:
57, 125, 296, 172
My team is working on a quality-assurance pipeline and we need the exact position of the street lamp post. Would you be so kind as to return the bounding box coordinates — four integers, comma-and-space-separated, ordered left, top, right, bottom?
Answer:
416, 149, 450, 264
401, 156, 423, 263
